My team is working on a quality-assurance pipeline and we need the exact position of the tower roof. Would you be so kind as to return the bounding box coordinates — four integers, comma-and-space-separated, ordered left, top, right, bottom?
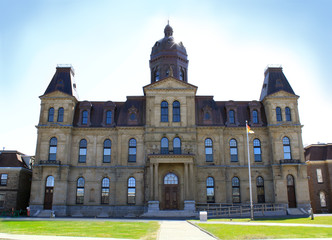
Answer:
259, 66, 295, 101
43, 65, 78, 98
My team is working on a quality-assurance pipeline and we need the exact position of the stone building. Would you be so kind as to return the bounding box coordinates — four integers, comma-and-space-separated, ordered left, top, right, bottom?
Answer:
0, 150, 32, 212
305, 144, 332, 213
29, 24, 310, 217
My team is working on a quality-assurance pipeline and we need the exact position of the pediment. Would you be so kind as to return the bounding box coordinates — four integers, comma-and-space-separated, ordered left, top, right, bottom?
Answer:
267, 90, 299, 98
143, 77, 197, 95
40, 90, 76, 99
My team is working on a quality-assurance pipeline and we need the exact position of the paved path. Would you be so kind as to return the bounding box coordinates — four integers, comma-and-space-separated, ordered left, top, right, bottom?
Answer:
157, 220, 216, 240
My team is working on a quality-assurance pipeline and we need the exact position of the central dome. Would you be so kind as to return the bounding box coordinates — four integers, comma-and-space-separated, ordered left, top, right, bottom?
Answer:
150, 24, 189, 83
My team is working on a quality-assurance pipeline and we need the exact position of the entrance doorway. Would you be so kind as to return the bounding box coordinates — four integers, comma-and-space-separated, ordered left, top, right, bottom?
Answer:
287, 174, 296, 208
163, 173, 179, 210
44, 176, 54, 210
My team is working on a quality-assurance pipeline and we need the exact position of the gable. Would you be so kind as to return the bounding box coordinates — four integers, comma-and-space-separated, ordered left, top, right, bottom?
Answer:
265, 90, 299, 99
143, 77, 197, 95
40, 90, 78, 99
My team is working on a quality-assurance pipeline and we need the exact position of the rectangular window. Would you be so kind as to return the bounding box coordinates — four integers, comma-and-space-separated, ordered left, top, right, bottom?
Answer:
0, 174, 8, 186
101, 188, 109, 204
76, 188, 84, 204
128, 188, 136, 204
317, 169, 323, 183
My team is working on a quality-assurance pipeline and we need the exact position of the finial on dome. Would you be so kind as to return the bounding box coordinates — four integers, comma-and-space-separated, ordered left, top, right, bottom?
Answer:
164, 21, 173, 37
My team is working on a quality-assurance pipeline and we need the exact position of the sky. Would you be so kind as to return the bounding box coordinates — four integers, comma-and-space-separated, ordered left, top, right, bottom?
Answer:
1, 0, 331, 156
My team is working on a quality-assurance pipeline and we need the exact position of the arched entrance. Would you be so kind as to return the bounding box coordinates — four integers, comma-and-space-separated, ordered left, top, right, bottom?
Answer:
163, 173, 179, 210
44, 176, 54, 210
287, 174, 297, 208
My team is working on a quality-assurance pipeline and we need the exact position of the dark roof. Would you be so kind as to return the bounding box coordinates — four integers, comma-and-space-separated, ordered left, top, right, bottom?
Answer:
0, 151, 30, 168
43, 65, 78, 98
260, 67, 295, 101
305, 144, 332, 161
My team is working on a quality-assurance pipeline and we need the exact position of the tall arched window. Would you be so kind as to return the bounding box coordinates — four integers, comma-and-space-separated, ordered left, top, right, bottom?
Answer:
253, 139, 262, 162
49, 137, 57, 161
48, 108, 54, 122
79, 139, 87, 163
173, 101, 180, 122
230, 139, 238, 162
285, 107, 291, 121
101, 178, 110, 204
173, 137, 181, 154
205, 138, 213, 162
206, 177, 215, 203
82, 110, 88, 125
106, 111, 112, 125
283, 137, 291, 160
232, 177, 240, 203
161, 137, 169, 154
229, 110, 235, 124
256, 176, 265, 203
161, 101, 168, 122
57, 107, 64, 122
103, 139, 111, 163
128, 138, 136, 162
276, 107, 282, 121
252, 110, 258, 124
320, 191, 327, 207
76, 177, 85, 204
128, 177, 136, 204
46, 176, 54, 187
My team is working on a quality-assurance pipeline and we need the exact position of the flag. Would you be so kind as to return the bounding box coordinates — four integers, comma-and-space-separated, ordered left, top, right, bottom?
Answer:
247, 124, 254, 134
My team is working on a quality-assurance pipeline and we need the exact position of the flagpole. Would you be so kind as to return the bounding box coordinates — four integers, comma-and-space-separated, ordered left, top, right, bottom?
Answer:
246, 120, 254, 220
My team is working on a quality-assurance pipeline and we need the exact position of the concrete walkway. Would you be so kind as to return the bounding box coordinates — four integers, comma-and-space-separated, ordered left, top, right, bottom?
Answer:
157, 220, 216, 240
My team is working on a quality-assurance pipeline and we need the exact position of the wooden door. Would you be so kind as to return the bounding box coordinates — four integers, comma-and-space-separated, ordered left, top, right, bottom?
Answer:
164, 185, 178, 210
287, 175, 296, 208
44, 187, 53, 210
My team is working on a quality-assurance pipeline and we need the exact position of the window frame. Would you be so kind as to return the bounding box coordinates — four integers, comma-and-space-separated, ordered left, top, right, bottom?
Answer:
0, 174, 8, 186
229, 110, 235, 124
76, 177, 85, 204
253, 138, 262, 162
78, 139, 87, 163
173, 137, 181, 154
316, 168, 323, 183
320, 191, 327, 207
128, 138, 137, 162
206, 177, 215, 203
48, 137, 57, 161
103, 139, 111, 163
172, 101, 180, 122
230, 139, 238, 162
57, 107, 64, 122
252, 110, 258, 124
161, 101, 169, 122
283, 137, 292, 160
276, 107, 282, 121
127, 177, 136, 205
232, 177, 241, 203
106, 111, 112, 125
161, 137, 169, 154
46, 176, 55, 187
205, 138, 213, 162
101, 177, 110, 204
48, 107, 54, 122
82, 110, 88, 125
256, 176, 265, 203
285, 107, 291, 121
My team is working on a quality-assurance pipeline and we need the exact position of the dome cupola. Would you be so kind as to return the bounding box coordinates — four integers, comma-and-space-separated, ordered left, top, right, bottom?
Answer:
150, 23, 189, 83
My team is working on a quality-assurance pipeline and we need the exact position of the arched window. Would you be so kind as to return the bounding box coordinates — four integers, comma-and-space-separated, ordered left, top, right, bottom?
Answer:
106, 111, 112, 125
206, 177, 215, 203
164, 173, 178, 184
154, 70, 160, 82
229, 110, 235, 124
173, 137, 181, 154
253, 139, 262, 162
82, 110, 88, 125
48, 108, 54, 122
57, 108, 64, 122
161, 137, 169, 154
320, 191, 327, 207
205, 138, 213, 162
128, 177, 136, 204
179, 69, 185, 81
46, 176, 55, 187
128, 138, 136, 162
79, 139, 87, 163
283, 137, 291, 160
161, 101, 168, 122
103, 139, 111, 163
285, 107, 291, 121
252, 110, 258, 124
230, 139, 238, 162
173, 101, 180, 122
256, 176, 265, 203
49, 137, 57, 161
276, 107, 282, 121
101, 178, 110, 204
232, 177, 240, 203
76, 177, 85, 204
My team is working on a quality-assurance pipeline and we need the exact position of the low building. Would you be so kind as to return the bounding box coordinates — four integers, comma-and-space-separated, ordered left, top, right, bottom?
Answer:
0, 150, 32, 212
305, 144, 332, 213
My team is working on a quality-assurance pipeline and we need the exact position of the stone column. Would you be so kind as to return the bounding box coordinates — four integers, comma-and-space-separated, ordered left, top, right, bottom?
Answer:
184, 163, 189, 199
189, 163, 194, 199
154, 163, 159, 200
150, 163, 154, 200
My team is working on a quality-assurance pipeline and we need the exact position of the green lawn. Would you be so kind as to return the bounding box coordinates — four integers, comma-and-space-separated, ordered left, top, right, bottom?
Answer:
0, 220, 159, 240
197, 223, 332, 239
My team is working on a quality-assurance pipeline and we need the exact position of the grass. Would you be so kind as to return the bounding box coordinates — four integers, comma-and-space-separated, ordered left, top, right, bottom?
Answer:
197, 223, 332, 239
0, 220, 160, 240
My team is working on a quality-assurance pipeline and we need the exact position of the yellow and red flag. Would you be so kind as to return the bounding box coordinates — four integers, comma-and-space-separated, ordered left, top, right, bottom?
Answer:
247, 124, 254, 134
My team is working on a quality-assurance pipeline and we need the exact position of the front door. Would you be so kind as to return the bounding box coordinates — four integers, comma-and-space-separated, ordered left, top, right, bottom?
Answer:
287, 174, 297, 208
44, 187, 53, 210
163, 173, 179, 210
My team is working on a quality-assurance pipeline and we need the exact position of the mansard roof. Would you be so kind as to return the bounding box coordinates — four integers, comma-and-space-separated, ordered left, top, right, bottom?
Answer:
0, 151, 30, 169
260, 66, 295, 101
43, 65, 78, 99
305, 143, 332, 161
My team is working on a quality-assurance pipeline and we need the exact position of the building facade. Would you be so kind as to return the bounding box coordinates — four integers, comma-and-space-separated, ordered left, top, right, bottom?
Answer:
305, 144, 332, 213
29, 24, 310, 217
0, 150, 32, 213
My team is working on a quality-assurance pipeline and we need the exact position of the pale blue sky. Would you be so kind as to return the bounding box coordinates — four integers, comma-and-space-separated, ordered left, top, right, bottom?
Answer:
1, 0, 331, 155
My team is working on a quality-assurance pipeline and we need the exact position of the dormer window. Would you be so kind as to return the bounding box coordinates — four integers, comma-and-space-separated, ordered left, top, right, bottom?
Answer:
252, 110, 258, 124
229, 110, 235, 124
106, 111, 112, 125
128, 105, 138, 125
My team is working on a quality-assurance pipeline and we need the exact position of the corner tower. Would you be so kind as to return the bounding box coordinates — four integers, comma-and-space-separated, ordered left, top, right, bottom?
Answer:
150, 23, 189, 83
